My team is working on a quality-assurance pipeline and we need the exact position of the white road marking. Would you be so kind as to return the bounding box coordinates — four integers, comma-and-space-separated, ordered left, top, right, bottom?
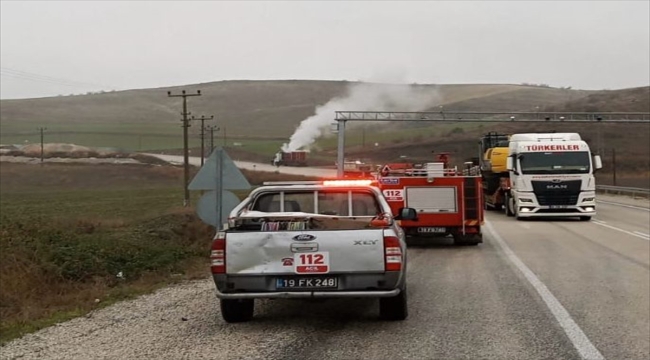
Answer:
592, 220, 650, 241
484, 220, 605, 360
597, 200, 650, 212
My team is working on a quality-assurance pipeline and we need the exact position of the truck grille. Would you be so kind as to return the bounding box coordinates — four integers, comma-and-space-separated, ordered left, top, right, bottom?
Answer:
532, 180, 581, 206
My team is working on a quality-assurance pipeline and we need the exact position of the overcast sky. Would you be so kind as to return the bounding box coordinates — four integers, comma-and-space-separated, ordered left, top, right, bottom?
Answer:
1, 1, 648, 99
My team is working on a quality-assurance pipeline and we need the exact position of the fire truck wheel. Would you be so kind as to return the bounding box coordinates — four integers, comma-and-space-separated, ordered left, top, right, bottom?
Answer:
379, 286, 408, 321
220, 298, 254, 323
405, 236, 416, 246
453, 234, 481, 246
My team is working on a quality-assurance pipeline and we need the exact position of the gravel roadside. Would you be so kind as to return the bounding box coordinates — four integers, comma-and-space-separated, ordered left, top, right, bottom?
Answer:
0, 278, 303, 360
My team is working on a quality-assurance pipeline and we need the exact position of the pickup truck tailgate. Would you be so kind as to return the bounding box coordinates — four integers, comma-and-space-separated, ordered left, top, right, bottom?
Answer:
225, 229, 386, 274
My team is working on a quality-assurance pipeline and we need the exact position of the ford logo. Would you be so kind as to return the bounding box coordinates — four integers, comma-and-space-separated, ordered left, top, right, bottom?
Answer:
292, 234, 316, 241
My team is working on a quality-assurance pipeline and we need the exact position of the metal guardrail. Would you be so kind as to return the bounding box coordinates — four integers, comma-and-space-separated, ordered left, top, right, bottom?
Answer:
596, 185, 650, 199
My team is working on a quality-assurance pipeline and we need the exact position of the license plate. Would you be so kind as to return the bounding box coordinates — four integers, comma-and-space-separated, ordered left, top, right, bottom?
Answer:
550, 205, 568, 209
276, 276, 338, 289
418, 227, 446, 233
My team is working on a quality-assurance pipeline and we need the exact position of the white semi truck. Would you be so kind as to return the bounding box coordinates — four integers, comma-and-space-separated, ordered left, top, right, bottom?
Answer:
504, 133, 602, 221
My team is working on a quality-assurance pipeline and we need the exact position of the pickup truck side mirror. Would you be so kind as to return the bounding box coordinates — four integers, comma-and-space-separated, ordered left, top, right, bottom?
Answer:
593, 155, 603, 171
395, 207, 418, 221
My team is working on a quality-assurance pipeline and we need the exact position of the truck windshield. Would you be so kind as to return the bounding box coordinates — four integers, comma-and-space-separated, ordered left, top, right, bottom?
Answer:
519, 151, 591, 174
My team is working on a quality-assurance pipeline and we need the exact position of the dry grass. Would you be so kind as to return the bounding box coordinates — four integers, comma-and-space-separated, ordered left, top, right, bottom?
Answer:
0, 161, 318, 343
0, 208, 214, 343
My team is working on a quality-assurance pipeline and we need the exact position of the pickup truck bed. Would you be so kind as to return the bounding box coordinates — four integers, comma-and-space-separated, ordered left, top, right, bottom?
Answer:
210, 182, 417, 322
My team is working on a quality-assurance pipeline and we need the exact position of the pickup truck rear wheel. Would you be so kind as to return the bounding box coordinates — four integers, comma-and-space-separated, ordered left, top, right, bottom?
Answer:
220, 299, 254, 323
379, 288, 408, 321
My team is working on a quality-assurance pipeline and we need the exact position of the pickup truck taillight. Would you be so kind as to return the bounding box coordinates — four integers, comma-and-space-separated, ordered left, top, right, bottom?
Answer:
210, 231, 226, 274
384, 236, 402, 271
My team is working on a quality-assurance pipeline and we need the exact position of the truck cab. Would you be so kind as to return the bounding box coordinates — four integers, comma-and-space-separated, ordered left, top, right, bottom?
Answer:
504, 133, 602, 220
211, 180, 417, 322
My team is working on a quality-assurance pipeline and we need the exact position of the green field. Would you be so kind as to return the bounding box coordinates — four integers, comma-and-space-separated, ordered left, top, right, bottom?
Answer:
0, 162, 203, 343
3, 81, 646, 169
0, 161, 320, 344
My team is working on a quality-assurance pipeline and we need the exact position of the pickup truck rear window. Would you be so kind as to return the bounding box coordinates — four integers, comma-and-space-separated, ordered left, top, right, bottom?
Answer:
251, 190, 380, 216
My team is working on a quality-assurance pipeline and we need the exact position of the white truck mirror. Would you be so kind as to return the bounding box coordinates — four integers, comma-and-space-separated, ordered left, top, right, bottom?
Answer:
506, 157, 513, 171
593, 155, 603, 170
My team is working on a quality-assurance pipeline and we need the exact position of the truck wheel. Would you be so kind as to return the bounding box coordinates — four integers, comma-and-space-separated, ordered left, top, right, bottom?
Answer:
453, 234, 482, 246
466, 234, 482, 246
379, 288, 408, 321
579, 216, 592, 221
504, 194, 514, 217
220, 299, 254, 323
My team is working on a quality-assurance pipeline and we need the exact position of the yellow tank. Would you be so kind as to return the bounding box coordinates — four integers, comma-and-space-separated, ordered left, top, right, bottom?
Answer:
484, 146, 510, 173
480, 132, 510, 174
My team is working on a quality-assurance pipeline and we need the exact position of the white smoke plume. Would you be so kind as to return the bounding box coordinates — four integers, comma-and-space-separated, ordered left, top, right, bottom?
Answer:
282, 82, 441, 152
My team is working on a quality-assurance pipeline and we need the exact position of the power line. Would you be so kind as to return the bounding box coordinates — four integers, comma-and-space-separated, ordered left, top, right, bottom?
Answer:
1, 71, 80, 87
0, 67, 117, 89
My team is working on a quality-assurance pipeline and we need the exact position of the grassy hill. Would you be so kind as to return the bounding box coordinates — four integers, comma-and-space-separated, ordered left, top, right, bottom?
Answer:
1, 81, 648, 182
1, 81, 596, 147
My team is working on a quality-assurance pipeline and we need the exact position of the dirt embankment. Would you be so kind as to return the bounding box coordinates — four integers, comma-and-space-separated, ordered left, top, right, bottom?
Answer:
0, 143, 173, 166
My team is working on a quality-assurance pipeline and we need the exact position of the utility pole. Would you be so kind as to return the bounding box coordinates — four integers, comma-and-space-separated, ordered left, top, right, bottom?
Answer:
39, 127, 46, 164
223, 126, 227, 147
612, 148, 617, 186
167, 90, 201, 207
191, 115, 214, 166
206, 125, 220, 153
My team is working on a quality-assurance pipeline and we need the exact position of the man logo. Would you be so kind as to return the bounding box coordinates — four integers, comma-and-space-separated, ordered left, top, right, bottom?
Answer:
292, 234, 316, 241
546, 184, 568, 190
551, 179, 563, 183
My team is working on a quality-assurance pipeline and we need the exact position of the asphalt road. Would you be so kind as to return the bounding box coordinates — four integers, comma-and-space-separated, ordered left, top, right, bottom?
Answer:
3, 157, 648, 360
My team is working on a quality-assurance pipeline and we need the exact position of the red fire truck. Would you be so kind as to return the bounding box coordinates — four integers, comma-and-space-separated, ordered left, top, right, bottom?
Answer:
272, 150, 309, 167
375, 155, 484, 246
